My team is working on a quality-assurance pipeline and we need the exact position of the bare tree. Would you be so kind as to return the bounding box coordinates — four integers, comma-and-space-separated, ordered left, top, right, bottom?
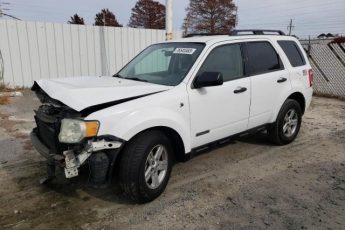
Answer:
128, 0, 165, 29
94, 8, 122, 27
68, 14, 85, 25
183, 0, 237, 34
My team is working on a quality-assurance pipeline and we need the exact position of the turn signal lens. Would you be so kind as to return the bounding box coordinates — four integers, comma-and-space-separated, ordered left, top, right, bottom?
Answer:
85, 121, 100, 137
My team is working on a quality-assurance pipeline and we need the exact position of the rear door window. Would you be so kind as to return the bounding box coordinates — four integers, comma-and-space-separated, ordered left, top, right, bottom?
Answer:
246, 41, 283, 76
278, 40, 306, 67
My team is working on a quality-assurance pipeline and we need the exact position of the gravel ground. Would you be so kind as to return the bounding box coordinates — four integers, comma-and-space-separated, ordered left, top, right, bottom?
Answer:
0, 90, 344, 230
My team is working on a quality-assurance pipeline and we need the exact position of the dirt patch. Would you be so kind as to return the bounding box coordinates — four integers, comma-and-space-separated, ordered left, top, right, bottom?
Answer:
0, 84, 25, 92
0, 116, 25, 134
0, 84, 25, 105
313, 92, 345, 101
0, 95, 345, 229
23, 140, 34, 151
0, 96, 9, 105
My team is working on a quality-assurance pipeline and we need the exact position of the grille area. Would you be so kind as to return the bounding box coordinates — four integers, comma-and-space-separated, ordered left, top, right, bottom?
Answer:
34, 115, 60, 154
32, 86, 81, 154
33, 104, 74, 154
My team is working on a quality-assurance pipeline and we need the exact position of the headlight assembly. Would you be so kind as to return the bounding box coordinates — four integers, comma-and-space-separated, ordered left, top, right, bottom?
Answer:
58, 119, 99, 144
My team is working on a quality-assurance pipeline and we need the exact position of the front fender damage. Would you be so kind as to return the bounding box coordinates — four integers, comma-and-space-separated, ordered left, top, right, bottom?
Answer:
38, 137, 124, 187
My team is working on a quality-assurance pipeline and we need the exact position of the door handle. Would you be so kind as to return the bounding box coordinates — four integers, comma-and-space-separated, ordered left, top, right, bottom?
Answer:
234, 87, 247, 94
277, 77, 287, 83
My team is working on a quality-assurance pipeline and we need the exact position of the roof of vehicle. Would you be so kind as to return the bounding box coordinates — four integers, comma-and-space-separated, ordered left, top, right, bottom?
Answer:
161, 34, 298, 46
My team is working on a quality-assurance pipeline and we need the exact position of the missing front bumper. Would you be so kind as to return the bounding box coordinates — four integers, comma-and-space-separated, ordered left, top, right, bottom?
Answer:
31, 130, 123, 182
30, 130, 64, 162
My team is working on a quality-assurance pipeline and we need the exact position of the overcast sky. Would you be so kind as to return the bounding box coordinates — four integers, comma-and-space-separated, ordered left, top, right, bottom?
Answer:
2, 0, 344, 38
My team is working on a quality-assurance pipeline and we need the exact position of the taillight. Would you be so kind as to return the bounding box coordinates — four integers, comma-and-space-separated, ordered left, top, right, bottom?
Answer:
308, 69, 313, 87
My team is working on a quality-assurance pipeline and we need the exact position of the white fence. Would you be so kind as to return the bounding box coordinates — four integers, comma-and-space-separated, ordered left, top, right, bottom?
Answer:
0, 20, 182, 87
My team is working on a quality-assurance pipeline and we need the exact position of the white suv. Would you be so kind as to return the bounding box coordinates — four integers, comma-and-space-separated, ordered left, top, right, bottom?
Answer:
31, 30, 313, 203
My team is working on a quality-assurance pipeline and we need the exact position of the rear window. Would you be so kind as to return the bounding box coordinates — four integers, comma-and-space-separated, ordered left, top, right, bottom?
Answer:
246, 42, 283, 76
278, 40, 306, 67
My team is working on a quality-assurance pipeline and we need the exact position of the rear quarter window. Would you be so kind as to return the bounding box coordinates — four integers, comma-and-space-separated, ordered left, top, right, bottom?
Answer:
278, 40, 306, 67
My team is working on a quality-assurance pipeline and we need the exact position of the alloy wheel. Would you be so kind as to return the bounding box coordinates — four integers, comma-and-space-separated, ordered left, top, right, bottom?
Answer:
144, 145, 168, 189
283, 109, 298, 137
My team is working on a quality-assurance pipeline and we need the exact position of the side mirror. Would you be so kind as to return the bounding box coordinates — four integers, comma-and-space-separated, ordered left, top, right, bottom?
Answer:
193, 72, 223, 89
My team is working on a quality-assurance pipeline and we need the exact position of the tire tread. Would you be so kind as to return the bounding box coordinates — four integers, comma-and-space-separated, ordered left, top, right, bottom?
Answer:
119, 130, 171, 203
269, 99, 302, 145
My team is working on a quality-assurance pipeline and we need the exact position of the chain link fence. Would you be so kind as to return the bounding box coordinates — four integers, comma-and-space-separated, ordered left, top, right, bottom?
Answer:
301, 38, 345, 99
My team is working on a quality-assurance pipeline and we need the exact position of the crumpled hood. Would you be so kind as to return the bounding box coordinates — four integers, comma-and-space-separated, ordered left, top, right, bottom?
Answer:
34, 76, 172, 112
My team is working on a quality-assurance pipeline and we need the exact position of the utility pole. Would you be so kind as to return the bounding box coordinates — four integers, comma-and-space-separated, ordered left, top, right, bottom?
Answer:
287, 19, 294, 36
165, 0, 173, 40
307, 35, 311, 57
183, 17, 189, 37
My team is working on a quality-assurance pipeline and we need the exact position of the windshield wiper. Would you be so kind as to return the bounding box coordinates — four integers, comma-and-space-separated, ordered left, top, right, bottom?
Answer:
113, 73, 124, 78
125, 77, 148, 83
113, 74, 148, 83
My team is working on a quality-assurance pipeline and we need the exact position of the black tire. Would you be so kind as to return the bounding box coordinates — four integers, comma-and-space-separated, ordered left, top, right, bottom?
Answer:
269, 99, 302, 145
118, 130, 173, 203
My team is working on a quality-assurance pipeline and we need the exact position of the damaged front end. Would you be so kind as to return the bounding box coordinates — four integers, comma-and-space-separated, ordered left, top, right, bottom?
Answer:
30, 84, 124, 186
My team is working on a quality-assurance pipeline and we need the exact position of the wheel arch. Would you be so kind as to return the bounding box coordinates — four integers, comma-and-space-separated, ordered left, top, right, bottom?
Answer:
142, 126, 186, 162
287, 92, 306, 114
271, 91, 307, 124
118, 126, 187, 163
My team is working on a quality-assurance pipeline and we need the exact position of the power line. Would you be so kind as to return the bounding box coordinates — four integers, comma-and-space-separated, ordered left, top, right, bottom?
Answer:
239, 23, 345, 30
237, 0, 344, 13
295, 28, 344, 32
238, 21, 345, 33
238, 19, 344, 32
0, 1, 20, 19
235, 21, 344, 38
8, 0, 340, 17
4, 0, 345, 35
241, 9, 344, 21
6, 1, 110, 16
296, 25, 344, 29
240, 20, 345, 26
11, 0, 344, 20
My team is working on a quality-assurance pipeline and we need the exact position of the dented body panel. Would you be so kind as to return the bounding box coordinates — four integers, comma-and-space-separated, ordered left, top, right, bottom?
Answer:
34, 76, 172, 112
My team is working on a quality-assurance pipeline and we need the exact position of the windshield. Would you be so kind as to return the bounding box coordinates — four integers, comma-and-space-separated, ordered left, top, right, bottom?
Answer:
117, 43, 205, 86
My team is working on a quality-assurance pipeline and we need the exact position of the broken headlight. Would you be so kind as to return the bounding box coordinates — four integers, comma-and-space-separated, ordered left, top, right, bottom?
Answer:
58, 119, 99, 144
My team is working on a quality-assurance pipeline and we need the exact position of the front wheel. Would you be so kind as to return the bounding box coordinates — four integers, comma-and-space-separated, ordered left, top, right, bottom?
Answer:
119, 130, 173, 203
269, 99, 302, 145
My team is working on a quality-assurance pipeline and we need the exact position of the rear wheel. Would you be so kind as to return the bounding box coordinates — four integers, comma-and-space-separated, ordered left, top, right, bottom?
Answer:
269, 99, 302, 145
119, 130, 173, 203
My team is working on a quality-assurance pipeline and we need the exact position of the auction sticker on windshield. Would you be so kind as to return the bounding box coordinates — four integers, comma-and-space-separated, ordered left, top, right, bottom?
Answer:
173, 48, 196, 55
